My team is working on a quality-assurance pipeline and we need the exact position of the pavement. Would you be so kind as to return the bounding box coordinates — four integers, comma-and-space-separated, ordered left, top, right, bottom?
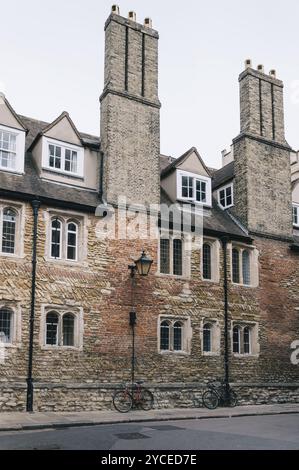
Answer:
0, 403, 298, 432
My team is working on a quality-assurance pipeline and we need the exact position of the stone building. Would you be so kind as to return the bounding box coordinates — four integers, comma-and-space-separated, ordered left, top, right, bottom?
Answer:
0, 7, 298, 412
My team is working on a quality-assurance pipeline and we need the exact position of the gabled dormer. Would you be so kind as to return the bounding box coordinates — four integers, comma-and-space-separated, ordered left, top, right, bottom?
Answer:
28, 112, 99, 190
0, 93, 26, 174
161, 147, 212, 207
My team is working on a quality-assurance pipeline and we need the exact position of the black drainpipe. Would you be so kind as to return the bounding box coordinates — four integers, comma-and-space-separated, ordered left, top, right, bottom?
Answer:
221, 236, 230, 404
26, 199, 41, 412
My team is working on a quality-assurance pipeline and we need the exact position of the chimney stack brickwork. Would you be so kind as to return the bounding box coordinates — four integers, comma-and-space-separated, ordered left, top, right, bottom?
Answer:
100, 13, 160, 207
232, 66, 293, 239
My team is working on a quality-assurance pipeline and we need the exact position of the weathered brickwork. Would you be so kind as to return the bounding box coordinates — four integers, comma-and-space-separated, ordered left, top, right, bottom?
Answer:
0, 9, 298, 412
0, 207, 298, 411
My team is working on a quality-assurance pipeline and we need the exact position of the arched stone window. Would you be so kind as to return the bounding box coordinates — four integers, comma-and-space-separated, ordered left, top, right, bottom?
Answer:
243, 326, 251, 354
232, 248, 240, 284
51, 218, 62, 259
50, 216, 80, 262
1, 208, 17, 254
0, 307, 13, 343
159, 317, 190, 353
160, 320, 170, 351
202, 243, 212, 280
242, 250, 250, 285
233, 325, 241, 354
159, 236, 184, 276
46, 311, 59, 346
173, 321, 183, 351
66, 222, 78, 261
203, 323, 212, 352
63, 313, 75, 346
44, 309, 81, 348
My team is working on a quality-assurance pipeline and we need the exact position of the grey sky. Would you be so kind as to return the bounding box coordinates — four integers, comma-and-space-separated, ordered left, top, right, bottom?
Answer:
1, 0, 299, 168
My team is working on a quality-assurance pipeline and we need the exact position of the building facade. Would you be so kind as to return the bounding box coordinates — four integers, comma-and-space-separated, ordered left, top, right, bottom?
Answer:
0, 7, 298, 412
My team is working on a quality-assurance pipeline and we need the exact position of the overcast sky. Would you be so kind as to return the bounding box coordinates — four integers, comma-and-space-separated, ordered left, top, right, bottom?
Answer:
1, 0, 299, 168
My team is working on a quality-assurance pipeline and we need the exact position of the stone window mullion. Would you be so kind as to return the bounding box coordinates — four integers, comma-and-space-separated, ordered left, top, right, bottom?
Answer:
169, 238, 174, 275
58, 313, 63, 346
170, 321, 174, 351
239, 248, 244, 285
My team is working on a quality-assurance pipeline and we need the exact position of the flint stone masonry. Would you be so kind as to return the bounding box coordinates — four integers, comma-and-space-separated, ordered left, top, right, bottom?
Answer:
1, 382, 299, 412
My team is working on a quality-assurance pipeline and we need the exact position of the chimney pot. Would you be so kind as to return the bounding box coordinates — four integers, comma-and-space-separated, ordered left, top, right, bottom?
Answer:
245, 59, 252, 69
269, 69, 276, 78
257, 64, 264, 73
128, 11, 136, 21
111, 5, 120, 15
144, 18, 153, 28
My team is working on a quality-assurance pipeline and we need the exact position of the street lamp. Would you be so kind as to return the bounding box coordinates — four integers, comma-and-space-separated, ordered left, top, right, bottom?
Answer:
128, 250, 153, 277
128, 250, 153, 385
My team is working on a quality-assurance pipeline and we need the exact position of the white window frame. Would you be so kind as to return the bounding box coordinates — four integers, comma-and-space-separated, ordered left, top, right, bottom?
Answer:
42, 136, 84, 178
200, 318, 220, 356
0, 124, 25, 174
218, 183, 234, 209
158, 315, 191, 355
293, 203, 299, 228
231, 322, 259, 357
40, 305, 83, 351
176, 170, 212, 207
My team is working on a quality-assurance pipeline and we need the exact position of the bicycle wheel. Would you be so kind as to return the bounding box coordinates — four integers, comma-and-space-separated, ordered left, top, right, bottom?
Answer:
202, 390, 219, 409
228, 390, 238, 407
113, 390, 133, 413
140, 389, 154, 411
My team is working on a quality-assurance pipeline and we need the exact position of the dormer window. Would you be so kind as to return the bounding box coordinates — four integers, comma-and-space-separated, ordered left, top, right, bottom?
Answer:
177, 170, 211, 206
0, 125, 25, 174
218, 183, 234, 209
42, 137, 83, 178
293, 204, 299, 227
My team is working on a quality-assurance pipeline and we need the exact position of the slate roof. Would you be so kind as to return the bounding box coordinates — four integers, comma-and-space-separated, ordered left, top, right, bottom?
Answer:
0, 115, 101, 210
212, 161, 234, 189
161, 147, 212, 178
0, 114, 248, 238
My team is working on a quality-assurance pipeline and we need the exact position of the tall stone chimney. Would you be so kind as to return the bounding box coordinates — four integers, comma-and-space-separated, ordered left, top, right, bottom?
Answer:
100, 7, 161, 207
232, 63, 293, 239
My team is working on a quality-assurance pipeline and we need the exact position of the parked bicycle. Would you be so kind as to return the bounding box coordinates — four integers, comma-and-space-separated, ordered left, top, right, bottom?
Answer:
113, 381, 154, 413
202, 379, 238, 409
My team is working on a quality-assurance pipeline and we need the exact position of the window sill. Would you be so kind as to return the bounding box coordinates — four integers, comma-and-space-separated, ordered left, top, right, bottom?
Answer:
202, 352, 220, 357
201, 277, 220, 284
177, 198, 212, 209
232, 353, 259, 358
0, 167, 24, 176
231, 282, 257, 289
42, 167, 84, 180
0, 343, 21, 349
44, 257, 85, 267
219, 204, 234, 210
155, 272, 190, 281
0, 252, 24, 260
159, 350, 190, 356
41, 345, 82, 352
